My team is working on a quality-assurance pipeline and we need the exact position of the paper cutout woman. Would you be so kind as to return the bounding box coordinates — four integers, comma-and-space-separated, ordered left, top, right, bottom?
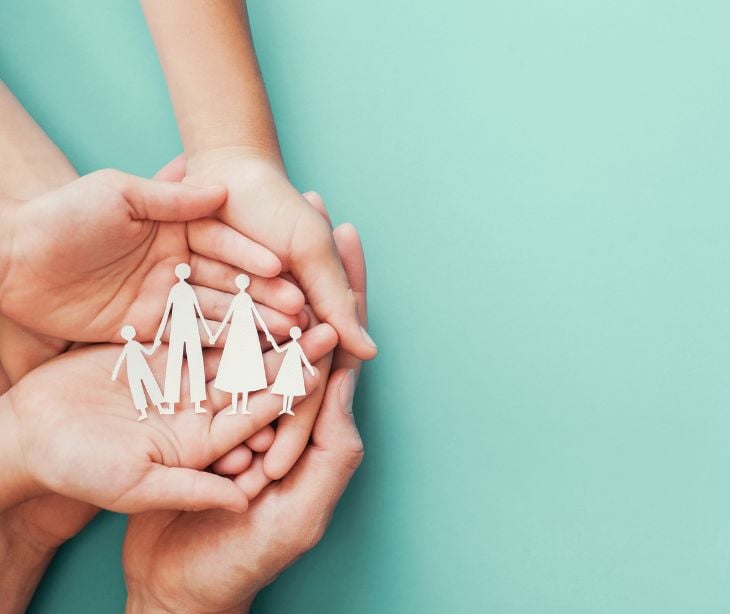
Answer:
111, 325, 165, 421
154, 263, 213, 414
210, 274, 273, 415
269, 326, 315, 416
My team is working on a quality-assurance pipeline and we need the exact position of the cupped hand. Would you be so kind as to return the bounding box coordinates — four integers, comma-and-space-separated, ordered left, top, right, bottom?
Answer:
185, 150, 377, 361
0, 163, 304, 343
4, 323, 337, 514
123, 218, 369, 613
124, 366, 363, 613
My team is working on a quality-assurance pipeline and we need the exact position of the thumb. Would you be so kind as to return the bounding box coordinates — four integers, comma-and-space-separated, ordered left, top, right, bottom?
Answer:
117, 465, 248, 513
98, 170, 227, 222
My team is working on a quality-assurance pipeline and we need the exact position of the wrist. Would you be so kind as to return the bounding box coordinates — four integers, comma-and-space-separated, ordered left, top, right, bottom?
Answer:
185, 145, 285, 180
0, 392, 40, 511
125, 587, 252, 614
0, 513, 56, 613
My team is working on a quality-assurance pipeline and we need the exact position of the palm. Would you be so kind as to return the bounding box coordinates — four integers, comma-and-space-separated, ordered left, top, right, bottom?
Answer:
8, 323, 336, 512
5, 181, 192, 342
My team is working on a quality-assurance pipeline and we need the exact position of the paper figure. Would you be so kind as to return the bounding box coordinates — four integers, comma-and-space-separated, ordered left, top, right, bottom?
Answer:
111, 325, 166, 421
154, 263, 213, 414
210, 274, 273, 415
269, 326, 315, 416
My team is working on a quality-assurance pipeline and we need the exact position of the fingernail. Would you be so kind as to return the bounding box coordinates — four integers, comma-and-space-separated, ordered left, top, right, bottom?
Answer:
339, 369, 356, 415
360, 326, 376, 349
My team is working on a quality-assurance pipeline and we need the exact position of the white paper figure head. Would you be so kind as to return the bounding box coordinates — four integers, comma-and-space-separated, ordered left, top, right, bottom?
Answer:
121, 325, 137, 341
290, 326, 302, 340
175, 263, 191, 280
235, 274, 250, 290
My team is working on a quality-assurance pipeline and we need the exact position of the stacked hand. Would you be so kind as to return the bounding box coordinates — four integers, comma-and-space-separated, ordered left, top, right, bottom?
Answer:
0, 2, 374, 605
0, 164, 370, 610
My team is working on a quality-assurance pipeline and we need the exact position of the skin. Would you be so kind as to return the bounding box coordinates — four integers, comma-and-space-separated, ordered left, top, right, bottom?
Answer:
0, 322, 336, 515
123, 215, 369, 614
0, 169, 312, 344
0, 84, 328, 610
142, 0, 377, 361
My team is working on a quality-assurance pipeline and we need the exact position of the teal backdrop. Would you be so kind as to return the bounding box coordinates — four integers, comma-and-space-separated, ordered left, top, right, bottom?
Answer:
1, 1, 730, 612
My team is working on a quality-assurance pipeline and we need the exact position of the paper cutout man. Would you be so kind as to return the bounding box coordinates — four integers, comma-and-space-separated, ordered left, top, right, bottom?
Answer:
154, 263, 213, 414
111, 325, 165, 421
210, 274, 273, 415
269, 326, 315, 416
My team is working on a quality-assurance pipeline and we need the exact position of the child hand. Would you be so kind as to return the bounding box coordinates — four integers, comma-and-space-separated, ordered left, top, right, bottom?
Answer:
185, 153, 377, 361
0, 169, 302, 343
0, 323, 337, 514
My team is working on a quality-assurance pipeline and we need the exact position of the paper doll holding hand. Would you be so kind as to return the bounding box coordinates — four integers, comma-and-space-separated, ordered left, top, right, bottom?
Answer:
112, 325, 165, 421
269, 326, 315, 416
154, 263, 213, 414
210, 274, 272, 415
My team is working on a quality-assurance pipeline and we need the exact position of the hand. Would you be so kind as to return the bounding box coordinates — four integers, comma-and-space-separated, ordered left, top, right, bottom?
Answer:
213, 194, 366, 482
124, 367, 363, 613
0, 323, 336, 514
0, 165, 304, 343
185, 151, 377, 361
123, 218, 369, 613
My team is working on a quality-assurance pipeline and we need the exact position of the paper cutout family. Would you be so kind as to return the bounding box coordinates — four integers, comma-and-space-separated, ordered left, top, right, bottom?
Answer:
112, 263, 314, 421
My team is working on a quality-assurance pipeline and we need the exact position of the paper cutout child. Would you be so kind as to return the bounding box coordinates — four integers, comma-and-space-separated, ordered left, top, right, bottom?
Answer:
111, 325, 165, 421
154, 263, 213, 414
269, 326, 315, 416
209, 274, 273, 415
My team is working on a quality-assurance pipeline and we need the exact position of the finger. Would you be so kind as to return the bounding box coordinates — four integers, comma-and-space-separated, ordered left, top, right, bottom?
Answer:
91, 169, 227, 222
302, 191, 332, 229
289, 208, 376, 361
153, 153, 186, 182
210, 444, 253, 475
189, 254, 305, 315
119, 465, 248, 513
332, 223, 368, 375
203, 323, 337, 408
207, 367, 321, 458
277, 369, 363, 523
246, 426, 276, 452
263, 352, 333, 480
233, 455, 272, 501
188, 217, 281, 278
199, 291, 304, 341
202, 324, 337, 388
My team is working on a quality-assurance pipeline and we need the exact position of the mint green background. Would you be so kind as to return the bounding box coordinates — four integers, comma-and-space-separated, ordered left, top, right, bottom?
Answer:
2, 1, 730, 612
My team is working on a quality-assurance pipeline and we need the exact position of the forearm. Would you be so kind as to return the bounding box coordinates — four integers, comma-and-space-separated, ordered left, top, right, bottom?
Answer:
0, 519, 55, 614
142, 0, 281, 169
0, 81, 77, 199
0, 82, 76, 382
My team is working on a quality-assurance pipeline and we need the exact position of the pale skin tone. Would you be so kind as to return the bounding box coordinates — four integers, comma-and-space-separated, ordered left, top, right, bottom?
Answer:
124, 218, 369, 614
0, 321, 335, 515
142, 0, 377, 362
0, 6, 374, 605
0, 84, 281, 610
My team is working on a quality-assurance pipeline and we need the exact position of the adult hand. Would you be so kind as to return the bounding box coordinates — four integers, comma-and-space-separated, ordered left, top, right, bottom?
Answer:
123, 218, 369, 613
0, 323, 336, 514
0, 161, 305, 344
